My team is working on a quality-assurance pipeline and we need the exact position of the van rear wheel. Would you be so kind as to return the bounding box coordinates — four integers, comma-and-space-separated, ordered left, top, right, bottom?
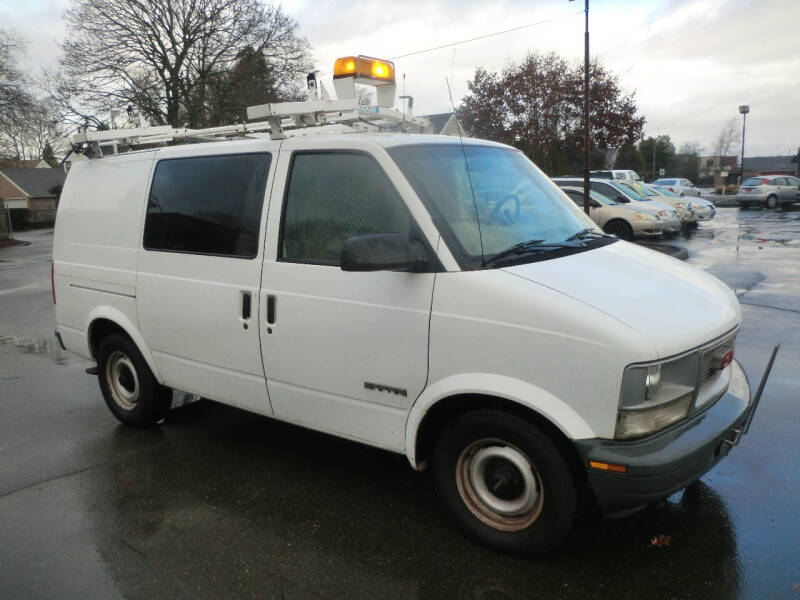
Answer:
96, 333, 171, 427
432, 410, 577, 556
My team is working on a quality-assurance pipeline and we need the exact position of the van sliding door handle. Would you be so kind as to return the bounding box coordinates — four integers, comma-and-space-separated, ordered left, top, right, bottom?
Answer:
241, 292, 252, 320
266, 295, 277, 324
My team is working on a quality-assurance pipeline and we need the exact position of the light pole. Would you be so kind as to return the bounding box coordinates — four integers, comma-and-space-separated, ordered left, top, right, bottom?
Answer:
570, 0, 590, 215
739, 105, 749, 183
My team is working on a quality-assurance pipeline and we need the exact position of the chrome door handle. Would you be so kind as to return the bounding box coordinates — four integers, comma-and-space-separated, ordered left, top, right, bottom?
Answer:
242, 291, 252, 320
266, 294, 276, 325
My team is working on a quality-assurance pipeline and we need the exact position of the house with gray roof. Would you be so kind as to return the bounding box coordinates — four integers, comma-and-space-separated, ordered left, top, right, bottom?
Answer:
0, 166, 66, 228
742, 155, 799, 178
421, 113, 466, 136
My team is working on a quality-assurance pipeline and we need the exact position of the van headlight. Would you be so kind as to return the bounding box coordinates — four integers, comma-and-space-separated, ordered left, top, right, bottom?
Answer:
615, 353, 699, 439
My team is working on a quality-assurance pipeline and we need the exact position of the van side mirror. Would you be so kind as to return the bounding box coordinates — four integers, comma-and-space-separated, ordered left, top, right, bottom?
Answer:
341, 233, 429, 272
590, 199, 601, 208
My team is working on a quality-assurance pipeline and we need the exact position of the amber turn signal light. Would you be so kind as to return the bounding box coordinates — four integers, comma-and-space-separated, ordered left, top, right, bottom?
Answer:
589, 461, 628, 473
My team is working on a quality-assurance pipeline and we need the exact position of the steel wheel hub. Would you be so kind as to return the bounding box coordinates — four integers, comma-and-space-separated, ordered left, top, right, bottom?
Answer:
456, 438, 543, 531
106, 351, 139, 410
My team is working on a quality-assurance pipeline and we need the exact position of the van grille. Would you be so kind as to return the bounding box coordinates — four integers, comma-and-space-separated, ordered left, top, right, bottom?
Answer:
699, 335, 735, 387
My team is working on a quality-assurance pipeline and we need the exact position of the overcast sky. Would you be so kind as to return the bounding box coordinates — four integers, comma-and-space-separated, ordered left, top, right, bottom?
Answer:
2, 0, 798, 157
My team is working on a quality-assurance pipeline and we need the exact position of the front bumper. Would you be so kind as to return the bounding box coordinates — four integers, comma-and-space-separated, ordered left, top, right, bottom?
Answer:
631, 220, 664, 237
695, 207, 714, 220
737, 193, 768, 204
574, 360, 753, 513
661, 217, 681, 233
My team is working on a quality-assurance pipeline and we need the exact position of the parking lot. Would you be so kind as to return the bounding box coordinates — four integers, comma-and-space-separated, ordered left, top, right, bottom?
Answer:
1, 206, 798, 599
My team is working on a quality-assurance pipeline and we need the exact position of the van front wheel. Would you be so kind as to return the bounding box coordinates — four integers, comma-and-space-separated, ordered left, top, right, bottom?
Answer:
433, 410, 577, 555
96, 333, 171, 427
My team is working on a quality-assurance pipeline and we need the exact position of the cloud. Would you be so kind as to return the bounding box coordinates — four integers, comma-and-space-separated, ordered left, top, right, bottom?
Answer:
5, 0, 799, 156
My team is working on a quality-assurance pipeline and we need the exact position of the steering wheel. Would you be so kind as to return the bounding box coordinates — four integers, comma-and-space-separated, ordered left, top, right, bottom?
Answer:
489, 194, 522, 225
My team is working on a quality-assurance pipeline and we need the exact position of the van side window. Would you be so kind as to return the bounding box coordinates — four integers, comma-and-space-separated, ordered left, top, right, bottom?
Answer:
279, 152, 410, 264
144, 153, 270, 258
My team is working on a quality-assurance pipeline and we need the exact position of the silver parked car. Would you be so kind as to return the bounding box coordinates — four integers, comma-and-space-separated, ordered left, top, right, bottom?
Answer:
686, 195, 716, 221
737, 175, 800, 209
652, 178, 702, 197
552, 178, 681, 233
559, 186, 664, 240
627, 181, 697, 225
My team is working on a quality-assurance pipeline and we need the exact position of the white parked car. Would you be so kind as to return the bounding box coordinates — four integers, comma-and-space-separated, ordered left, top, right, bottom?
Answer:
559, 186, 664, 240
590, 169, 642, 183
55, 129, 761, 556
652, 178, 702, 198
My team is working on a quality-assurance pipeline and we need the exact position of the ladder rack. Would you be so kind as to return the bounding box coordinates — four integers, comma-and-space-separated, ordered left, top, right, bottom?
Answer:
70, 98, 433, 159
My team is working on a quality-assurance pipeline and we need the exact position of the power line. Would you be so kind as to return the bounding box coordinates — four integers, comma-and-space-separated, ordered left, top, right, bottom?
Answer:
645, 117, 737, 134
389, 11, 584, 61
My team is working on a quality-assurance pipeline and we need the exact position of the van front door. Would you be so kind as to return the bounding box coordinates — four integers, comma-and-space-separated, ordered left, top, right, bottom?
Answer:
136, 150, 275, 415
259, 141, 436, 452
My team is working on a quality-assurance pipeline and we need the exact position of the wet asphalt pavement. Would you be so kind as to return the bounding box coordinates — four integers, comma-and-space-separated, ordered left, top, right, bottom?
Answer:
1, 208, 799, 599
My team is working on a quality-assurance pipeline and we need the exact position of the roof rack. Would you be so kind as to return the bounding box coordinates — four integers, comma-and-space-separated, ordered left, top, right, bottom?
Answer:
70, 57, 433, 160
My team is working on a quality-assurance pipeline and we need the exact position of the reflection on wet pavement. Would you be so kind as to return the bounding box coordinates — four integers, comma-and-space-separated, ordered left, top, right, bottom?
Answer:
1, 212, 799, 599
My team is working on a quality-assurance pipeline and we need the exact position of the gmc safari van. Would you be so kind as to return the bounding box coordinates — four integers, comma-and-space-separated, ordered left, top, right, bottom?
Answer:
54, 133, 760, 555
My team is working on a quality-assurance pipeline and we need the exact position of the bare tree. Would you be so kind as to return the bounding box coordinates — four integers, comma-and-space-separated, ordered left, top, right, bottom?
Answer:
50, 0, 312, 130
678, 142, 702, 156
0, 99, 62, 160
674, 141, 702, 182
0, 29, 29, 123
712, 119, 740, 162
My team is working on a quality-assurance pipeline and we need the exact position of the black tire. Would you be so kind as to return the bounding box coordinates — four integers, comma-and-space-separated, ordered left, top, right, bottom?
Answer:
766, 195, 778, 209
603, 219, 633, 241
96, 333, 171, 428
432, 410, 577, 556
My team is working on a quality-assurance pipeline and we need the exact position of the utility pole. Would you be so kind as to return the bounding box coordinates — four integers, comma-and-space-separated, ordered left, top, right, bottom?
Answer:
652, 137, 656, 182
571, 0, 590, 215
739, 105, 749, 183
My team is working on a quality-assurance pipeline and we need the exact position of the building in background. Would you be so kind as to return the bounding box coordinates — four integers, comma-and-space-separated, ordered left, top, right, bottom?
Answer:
421, 113, 466, 136
0, 159, 52, 169
741, 155, 799, 179
0, 167, 66, 229
698, 155, 739, 192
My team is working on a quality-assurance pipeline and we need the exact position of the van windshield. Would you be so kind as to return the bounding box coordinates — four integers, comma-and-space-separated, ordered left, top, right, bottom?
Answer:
389, 144, 610, 269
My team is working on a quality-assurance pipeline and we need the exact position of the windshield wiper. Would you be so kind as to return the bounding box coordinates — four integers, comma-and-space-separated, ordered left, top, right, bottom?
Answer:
485, 239, 577, 266
565, 228, 611, 241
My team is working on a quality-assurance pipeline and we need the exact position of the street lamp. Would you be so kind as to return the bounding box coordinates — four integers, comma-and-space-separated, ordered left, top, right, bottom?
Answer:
739, 105, 749, 183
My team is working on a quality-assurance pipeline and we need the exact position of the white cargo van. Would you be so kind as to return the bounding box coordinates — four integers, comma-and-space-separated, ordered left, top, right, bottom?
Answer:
52, 60, 772, 556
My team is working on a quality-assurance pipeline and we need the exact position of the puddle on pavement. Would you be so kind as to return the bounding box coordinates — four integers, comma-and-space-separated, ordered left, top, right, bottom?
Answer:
0, 333, 76, 365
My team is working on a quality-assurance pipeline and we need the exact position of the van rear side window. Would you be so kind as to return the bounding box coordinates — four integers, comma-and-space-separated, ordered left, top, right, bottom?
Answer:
144, 153, 270, 258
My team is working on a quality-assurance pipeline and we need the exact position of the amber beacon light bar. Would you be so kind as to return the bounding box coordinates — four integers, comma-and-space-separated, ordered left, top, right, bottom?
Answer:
332, 55, 396, 108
